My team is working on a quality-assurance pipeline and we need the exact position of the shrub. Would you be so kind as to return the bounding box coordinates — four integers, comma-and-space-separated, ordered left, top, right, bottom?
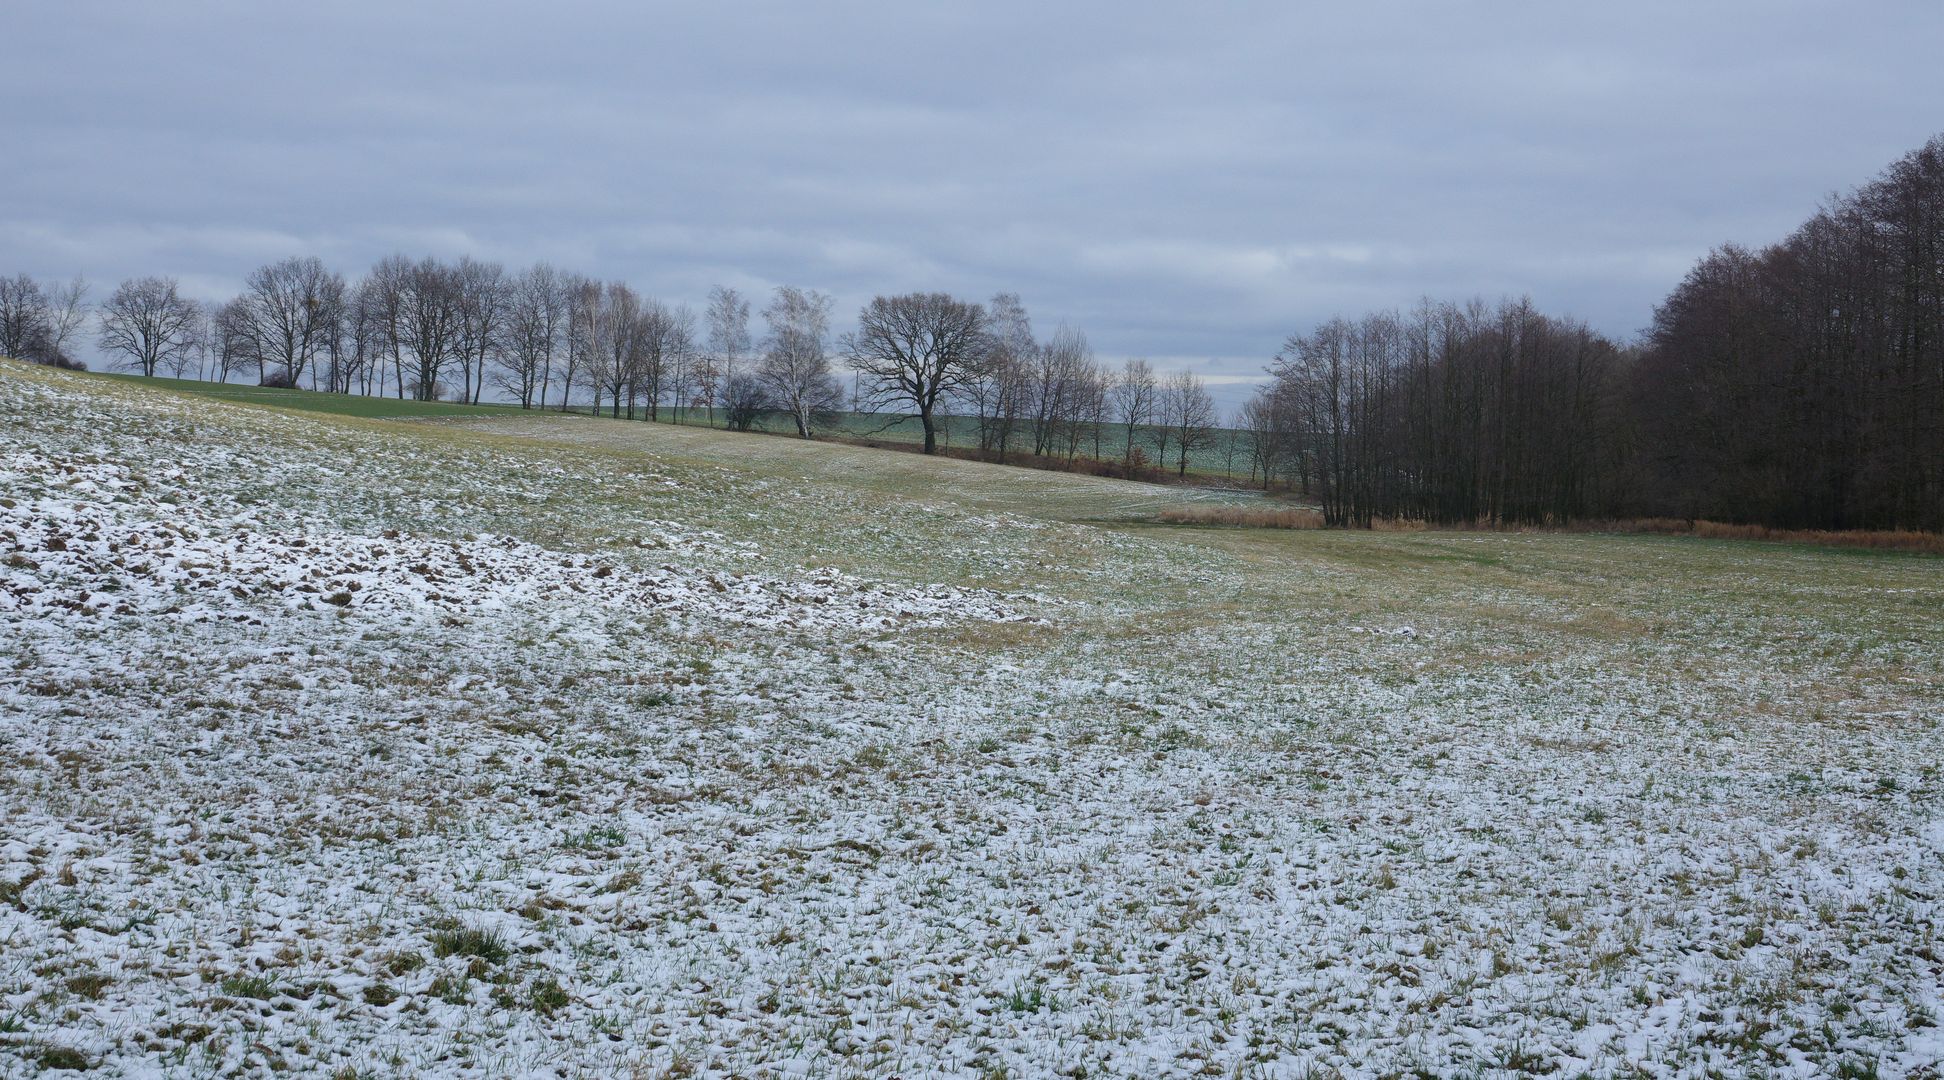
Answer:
723, 374, 770, 432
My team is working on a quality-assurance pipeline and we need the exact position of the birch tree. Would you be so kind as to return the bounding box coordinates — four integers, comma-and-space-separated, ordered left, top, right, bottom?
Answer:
759, 285, 841, 438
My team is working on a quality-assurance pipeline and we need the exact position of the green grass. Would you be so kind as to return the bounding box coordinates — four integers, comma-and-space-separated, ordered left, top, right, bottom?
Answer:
84, 369, 1254, 478
6, 360, 1942, 1076
537, 400, 1254, 479
95, 372, 522, 418
428, 926, 510, 964
218, 973, 279, 1000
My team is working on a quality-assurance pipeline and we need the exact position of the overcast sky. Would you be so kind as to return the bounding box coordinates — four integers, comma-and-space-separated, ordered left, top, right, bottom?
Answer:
5, 1, 1942, 406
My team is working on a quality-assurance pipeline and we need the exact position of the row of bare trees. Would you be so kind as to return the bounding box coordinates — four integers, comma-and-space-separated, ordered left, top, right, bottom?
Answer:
0, 275, 90, 368
12, 256, 824, 420
13, 261, 1227, 473
861, 291, 1218, 472
1253, 299, 1628, 526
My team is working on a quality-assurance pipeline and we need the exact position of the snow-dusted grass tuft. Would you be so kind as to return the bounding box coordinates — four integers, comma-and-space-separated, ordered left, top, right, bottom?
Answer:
1, 361, 1940, 1078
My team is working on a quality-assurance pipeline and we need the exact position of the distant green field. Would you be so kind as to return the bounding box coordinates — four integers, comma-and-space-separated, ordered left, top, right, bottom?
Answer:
798, 411, 1256, 479
554, 400, 1252, 477
85, 369, 1256, 480
95, 373, 519, 418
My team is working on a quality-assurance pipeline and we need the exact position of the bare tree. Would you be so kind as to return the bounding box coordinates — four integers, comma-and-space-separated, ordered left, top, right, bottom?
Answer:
399, 258, 463, 400
237, 256, 346, 386
359, 255, 412, 398
98, 276, 201, 377
1112, 358, 1157, 465
590, 281, 643, 418
1032, 325, 1094, 459
629, 298, 689, 421
453, 257, 509, 404
1064, 354, 1107, 462
0, 275, 49, 361
1158, 370, 1217, 476
1219, 408, 1250, 481
1239, 389, 1281, 488
498, 263, 566, 409
961, 291, 1033, 460
560, 274, 599, 412
163, 303, 208, 378
759, 285, 841, 438
705, 285, 751, 427
41, 277, 90, 361
660, 304, 699, 421
210, 298, 254, 383
846, 292, 986, 454
342, 288, 385, 395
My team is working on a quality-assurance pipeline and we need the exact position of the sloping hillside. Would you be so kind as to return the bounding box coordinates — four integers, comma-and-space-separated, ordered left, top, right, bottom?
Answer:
2, 362, 1941, 1078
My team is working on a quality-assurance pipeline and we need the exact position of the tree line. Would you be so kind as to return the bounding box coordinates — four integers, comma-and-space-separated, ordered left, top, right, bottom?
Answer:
13, 135, 1939, 529
1631, 135, 1944, 532
1249, 298, 1626, 527
1251, 134, 1944, 532
1, 259, 1229, 475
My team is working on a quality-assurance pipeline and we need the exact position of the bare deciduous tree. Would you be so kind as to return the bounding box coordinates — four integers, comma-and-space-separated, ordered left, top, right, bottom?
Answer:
1031, 325, 1095, 460
660, 304, 698, 422
1112, 358, 1157, 466
560, 274, 599, 412
1239, 390, 1282, 487
961, 292, 1033, 460
98, 276, 201, 378
590, 281, 642, 418
0, 275, 50, 361
846, 292, 987, 454
1157, 370, 1216, 476
498, 263, 566, 409
41, 276, 90, 361
163, 303, 208, 379
358, 255, 412, 398
210, 298, 254, 383
399, 258, 463, 401
235, 256, 346, 387
723, 372, 769, 431
453, 257, 509, 404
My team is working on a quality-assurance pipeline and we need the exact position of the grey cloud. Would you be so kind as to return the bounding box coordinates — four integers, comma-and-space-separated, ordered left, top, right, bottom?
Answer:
5, 0, 1942, 397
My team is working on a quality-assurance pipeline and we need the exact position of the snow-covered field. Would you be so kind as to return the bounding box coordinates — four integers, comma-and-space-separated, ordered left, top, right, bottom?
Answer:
2, 362, 1940, 1078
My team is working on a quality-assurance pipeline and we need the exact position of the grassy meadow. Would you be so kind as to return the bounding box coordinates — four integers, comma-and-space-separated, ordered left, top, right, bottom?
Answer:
90, 370, 1257, 480
2, 358, 1940, 1077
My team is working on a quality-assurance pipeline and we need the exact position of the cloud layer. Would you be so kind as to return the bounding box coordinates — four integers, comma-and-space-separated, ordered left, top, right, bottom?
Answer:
6, 1, 1942, 404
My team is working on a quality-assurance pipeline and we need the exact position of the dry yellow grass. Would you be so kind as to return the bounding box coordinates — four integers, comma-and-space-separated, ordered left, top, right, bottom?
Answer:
1158, 505, 1326, 529
1161, 503, 1942, 553
1597, 518, 1944, 554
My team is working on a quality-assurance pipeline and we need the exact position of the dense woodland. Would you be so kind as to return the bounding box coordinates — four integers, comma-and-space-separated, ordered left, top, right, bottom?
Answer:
1255, 135, 1944, 532
1631, 138, 1944, 532
3, 136, 1941, 532
1253, 299, 1626, 527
